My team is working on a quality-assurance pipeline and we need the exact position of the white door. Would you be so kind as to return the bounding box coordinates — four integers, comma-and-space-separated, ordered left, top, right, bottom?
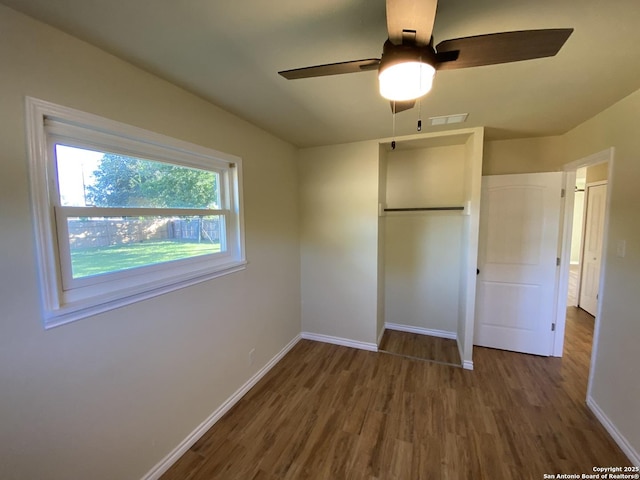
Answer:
579, 183, 607, 316
475, 172, 563, 356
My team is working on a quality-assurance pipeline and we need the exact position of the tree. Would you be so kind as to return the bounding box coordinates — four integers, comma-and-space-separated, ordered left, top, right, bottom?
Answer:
87, 153, 218, 208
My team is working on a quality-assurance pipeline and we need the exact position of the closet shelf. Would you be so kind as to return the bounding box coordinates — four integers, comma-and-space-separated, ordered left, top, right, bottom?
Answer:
384, 206, 464, 212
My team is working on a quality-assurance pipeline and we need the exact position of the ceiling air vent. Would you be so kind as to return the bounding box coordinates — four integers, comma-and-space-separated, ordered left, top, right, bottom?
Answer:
429, 113, 468, 126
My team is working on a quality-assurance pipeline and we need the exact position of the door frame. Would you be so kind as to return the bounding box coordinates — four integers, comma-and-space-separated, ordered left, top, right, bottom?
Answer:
553, 148, 614, 394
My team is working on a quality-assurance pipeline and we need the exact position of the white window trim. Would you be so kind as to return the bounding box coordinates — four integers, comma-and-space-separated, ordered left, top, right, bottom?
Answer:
54, 207, 232, 291
25, 97, 246, 328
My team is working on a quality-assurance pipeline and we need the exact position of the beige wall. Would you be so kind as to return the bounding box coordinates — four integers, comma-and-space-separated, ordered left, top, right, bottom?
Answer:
383, 145, 466, 334
298, 141, 380, 345
385, 145, 466, 207
0, 6, 300, 480
483, 135, 566, 175
563, 89, 640, 458
457, 132, 484, 366
376, 146, 388, 341
2, 3, 639, 477
586, 162, 609, 183
384, 215, 463, 333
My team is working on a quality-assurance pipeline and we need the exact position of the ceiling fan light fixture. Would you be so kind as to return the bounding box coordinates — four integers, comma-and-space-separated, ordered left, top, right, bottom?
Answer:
379, 61, 435, 101
378, 40, 437, 102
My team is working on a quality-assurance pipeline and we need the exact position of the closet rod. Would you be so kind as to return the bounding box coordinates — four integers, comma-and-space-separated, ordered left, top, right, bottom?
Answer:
384, 206, 464, 212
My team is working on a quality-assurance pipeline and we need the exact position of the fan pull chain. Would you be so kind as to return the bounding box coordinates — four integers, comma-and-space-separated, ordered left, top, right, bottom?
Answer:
391, 105, 396, 150
416, 57, 423, 132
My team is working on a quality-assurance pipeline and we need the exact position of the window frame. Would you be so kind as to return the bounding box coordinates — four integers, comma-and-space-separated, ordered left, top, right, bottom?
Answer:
26, 97, 246, 328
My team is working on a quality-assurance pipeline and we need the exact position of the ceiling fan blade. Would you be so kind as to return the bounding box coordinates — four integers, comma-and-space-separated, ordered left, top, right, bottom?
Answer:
386, 0, 438, 46
390, 100, 415, 113
436, 28, 573, 70
279, 59, 380, 79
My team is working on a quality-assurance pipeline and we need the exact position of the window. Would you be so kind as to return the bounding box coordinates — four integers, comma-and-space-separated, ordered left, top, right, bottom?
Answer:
26, 98, 246, 327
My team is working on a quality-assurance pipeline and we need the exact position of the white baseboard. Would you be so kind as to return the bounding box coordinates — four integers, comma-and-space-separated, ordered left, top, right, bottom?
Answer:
141, 334, 302, 480
456, 339, 474, 370
300, 332, 378, 352
587, 396, 640, 466
384, 323, 457, 340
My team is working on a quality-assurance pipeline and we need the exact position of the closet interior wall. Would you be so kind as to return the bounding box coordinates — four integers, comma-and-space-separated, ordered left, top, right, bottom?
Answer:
377, 129, 483, 368
383, 144, 465, 338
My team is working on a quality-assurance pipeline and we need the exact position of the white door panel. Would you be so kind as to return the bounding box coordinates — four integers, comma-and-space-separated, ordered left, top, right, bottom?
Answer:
475, 173, 563, 356
579, 183, 607, 316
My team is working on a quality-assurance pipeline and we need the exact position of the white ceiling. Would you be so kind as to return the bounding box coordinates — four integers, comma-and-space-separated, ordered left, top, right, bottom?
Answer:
4, 0, 640, 147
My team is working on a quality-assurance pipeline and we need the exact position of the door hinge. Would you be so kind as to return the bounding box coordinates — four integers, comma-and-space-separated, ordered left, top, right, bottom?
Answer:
561, 188, 566, 198
551, 323, 556, 332
556, 257, 561, 266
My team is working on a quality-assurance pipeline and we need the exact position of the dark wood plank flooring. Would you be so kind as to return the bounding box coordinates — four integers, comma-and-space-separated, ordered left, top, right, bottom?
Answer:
162, 307, 630, 479
379, 329, 461, 366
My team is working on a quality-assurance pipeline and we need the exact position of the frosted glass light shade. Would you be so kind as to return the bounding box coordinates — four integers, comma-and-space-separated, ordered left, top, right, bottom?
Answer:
378, 61, 436, 101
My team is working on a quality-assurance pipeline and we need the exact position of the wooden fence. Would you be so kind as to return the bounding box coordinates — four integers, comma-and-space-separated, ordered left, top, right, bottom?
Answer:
67, 217, 221, 248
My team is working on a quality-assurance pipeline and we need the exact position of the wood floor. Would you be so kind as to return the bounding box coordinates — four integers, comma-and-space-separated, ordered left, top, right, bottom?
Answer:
162, 307, 630, 479
378, 330, 461, 366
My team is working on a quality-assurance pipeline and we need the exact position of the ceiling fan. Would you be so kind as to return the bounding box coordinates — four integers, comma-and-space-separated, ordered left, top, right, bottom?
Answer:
278, 0, 573, 113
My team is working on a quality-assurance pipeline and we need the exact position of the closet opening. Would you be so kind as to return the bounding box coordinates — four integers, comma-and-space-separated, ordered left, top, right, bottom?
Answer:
376, 129, 483, 369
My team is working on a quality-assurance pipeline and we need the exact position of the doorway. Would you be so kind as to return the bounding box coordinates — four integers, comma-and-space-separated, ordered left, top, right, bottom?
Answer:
567, 169, 609, 315
474, 172, 564, 356
555, 148, 613, 398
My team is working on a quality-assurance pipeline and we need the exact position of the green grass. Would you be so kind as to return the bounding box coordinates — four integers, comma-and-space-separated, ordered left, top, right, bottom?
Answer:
70, 240, 221, 278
